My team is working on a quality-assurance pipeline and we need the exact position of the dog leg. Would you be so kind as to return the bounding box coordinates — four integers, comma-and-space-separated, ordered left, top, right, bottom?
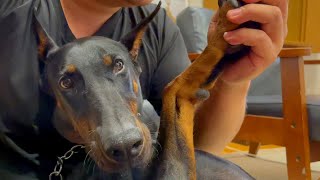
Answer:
155, 1, 242, 179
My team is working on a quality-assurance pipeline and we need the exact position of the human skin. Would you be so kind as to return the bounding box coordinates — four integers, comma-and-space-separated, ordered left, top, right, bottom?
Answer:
60, 0, 288, 155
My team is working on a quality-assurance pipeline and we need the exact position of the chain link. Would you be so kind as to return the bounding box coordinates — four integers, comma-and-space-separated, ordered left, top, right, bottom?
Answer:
49, 145, 85, 180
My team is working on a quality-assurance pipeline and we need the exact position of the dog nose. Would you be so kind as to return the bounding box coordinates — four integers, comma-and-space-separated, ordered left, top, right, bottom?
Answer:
106, 129, 143, 162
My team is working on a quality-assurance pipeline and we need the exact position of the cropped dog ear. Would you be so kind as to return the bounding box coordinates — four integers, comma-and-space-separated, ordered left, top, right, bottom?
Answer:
33, 17, 58, 62
120, 2, 161, 62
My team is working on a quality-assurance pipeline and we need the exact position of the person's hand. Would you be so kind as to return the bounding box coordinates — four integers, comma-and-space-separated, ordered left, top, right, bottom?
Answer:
208, 0, 288, 85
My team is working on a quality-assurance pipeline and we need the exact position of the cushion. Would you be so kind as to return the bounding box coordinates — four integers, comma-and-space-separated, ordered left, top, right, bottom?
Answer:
247, 95, 320, 141
249, 58, 282, 96
176, 7, 215, 53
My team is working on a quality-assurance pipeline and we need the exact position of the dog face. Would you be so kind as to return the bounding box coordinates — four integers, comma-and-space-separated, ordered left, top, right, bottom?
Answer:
34, 3, 161, 172
47, 38, 153, 171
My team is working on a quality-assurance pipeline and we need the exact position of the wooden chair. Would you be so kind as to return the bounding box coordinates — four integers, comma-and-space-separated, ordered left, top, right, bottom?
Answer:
233, 45, 320, 180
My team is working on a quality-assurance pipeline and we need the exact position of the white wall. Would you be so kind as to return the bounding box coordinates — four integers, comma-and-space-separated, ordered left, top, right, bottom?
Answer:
304, 53, 320, 95
189, 0, 203, 7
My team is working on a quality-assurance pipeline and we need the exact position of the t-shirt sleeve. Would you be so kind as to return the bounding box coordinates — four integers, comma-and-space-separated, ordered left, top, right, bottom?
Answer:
0, 0, 41, 132
0, 0, 31, 19
148, 9, 191, 113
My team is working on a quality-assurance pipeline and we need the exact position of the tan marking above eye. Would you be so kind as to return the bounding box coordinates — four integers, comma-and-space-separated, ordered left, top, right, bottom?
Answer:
133, 80, 139, 94
66, 64, 77, 73
129, 101, 138, 114
103, 55, 112, 66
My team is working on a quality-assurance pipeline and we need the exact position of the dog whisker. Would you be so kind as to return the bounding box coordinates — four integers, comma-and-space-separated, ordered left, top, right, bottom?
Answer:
88, 158, 95, 174
81, 89, 89, 95
96, 159, 103, 177
152, 145, 160, 162
92, 162, 97, 177
88, 129, 97, 137
155, 141, 162, 151
153, 145, 159, 156
84, 158, 94, 175
89, 151, 98, 176
83, 148, 93, 169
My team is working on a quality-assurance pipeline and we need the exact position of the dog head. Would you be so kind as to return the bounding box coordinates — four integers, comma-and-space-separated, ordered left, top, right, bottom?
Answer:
34, 3, 161, 172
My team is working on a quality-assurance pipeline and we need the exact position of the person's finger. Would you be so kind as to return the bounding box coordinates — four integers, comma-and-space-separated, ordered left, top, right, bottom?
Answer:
224, 27, 277, 70
226, 3, 284, 47
242, 0, 288, 18
241, 0, 288, 36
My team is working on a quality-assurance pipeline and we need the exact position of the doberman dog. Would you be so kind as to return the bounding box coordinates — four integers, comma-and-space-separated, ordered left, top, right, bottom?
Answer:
34, 0, 255, 179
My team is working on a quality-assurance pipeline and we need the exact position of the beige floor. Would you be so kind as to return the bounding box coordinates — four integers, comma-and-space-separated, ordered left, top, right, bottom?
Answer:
222, 147, 320, 180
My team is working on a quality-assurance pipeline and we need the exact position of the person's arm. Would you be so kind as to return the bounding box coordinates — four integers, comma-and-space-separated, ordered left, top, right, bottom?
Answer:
0, 0, 28, 18
194, 0, 288, 155
0, 0, 42, 132
194, 79, 250, 155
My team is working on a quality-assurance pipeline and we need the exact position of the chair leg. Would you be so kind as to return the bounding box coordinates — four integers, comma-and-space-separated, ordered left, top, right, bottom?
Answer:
310, 141, 320, 162
249, 142, 261, 156
281, 57, 312, 180
285, 141, 312, 180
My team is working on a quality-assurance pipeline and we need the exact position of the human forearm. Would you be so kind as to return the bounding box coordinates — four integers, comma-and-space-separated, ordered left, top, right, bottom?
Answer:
194, 79, 250, 155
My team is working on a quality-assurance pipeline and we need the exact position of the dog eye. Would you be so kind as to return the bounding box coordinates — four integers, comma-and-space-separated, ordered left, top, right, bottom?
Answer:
114, 59, 124, 73
59, 76, 74, 89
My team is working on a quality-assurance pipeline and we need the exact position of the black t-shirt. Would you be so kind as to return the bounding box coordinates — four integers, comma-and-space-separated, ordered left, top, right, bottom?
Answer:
0, 0, 190, 136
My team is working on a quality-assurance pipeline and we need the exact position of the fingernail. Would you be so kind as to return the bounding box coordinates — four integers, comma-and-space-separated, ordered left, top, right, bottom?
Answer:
224, 32, 239, 45
223, 32, 231, 40
228, 8, 242, 17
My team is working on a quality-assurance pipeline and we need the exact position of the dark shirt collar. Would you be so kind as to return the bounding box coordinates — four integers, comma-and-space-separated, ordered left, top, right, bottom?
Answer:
52, 0, 123, 44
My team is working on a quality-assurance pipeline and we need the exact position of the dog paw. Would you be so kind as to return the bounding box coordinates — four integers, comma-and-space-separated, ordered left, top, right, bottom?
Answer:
218, 0, 243, 9
218, 0, 261, 59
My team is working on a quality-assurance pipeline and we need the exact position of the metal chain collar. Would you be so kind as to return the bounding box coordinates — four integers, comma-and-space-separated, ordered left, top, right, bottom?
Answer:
49, 145, 85, 180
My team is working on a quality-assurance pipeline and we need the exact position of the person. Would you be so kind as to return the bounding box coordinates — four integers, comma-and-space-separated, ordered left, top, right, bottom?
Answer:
0, 0, 288, 179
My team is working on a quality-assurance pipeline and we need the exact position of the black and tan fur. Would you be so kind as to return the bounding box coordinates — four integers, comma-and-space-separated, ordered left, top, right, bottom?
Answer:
34, 0, 254, 179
